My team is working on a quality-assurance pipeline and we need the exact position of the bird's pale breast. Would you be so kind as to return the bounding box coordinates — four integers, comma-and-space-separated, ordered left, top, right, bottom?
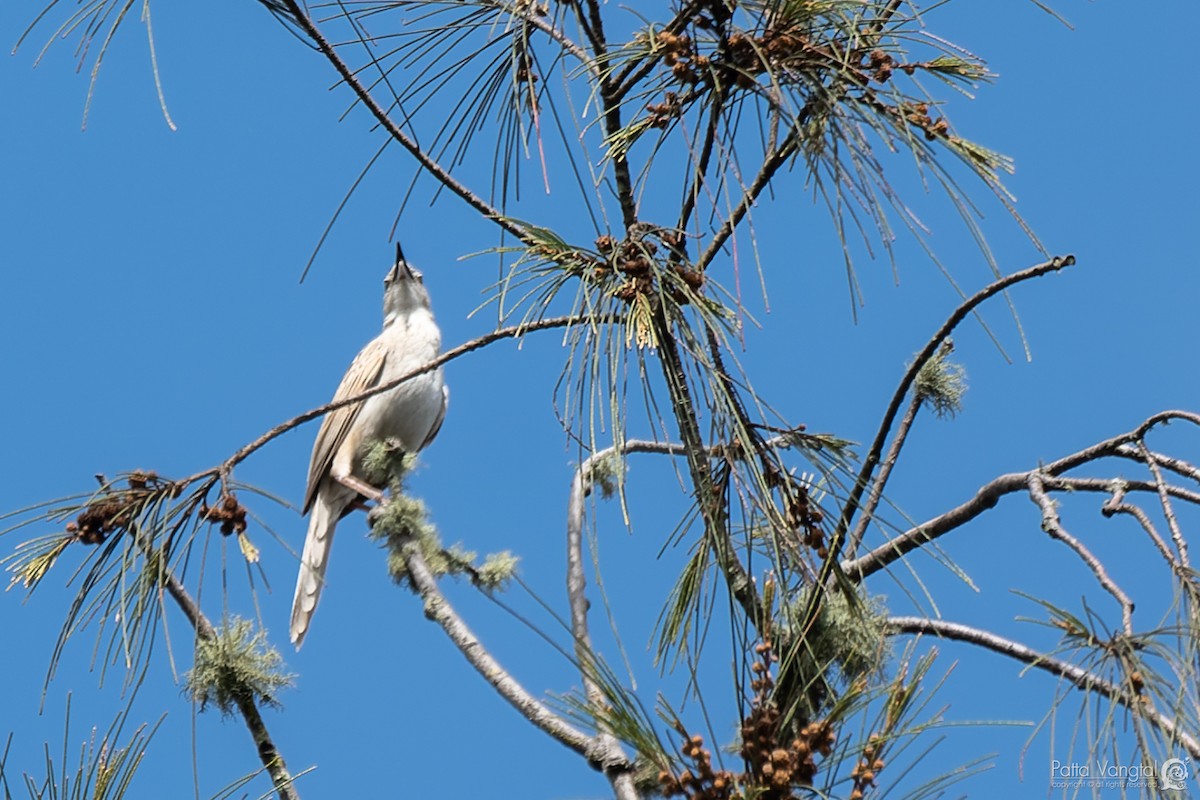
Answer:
357, 311, 444, 455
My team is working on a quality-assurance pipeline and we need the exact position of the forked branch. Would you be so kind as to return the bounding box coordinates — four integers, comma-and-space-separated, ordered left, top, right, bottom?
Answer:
837, 256, 1078, 553
888, 616, 1200, 760
844, 411, 1200, 581
397, 532, 637, 795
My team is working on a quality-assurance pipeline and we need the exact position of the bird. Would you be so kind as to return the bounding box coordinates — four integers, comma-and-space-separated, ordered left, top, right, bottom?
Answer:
290, 243, 448, 648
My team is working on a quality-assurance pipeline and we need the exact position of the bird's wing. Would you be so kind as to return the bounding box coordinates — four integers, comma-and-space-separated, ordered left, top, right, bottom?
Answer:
419, 383, 449, 451
302, 338, 390, 514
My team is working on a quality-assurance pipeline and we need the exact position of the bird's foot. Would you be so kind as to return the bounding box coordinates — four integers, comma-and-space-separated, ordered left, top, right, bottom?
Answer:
335, 474, 386, 504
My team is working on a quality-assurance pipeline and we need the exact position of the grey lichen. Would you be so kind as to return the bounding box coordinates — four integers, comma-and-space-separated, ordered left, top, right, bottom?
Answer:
587, 451, 624, 499
361, 439, 418, 491
476, 551, 519, 589
185, 617, 293, 716
776, 587, 891, 718
361, 440, 518, 591
914, 340, 967, 419
804, 588, 891, 683
432, 543, 479, 575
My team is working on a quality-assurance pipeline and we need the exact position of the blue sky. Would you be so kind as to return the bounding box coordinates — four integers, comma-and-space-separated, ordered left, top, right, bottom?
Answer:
1, 2, 1198, 798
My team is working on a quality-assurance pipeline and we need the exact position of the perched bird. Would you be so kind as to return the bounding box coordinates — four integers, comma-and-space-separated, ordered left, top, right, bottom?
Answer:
290, 244, 447, 647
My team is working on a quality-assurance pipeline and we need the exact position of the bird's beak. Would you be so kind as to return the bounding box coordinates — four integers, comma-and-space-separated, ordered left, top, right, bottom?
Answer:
396, 242, 415, 280
388, 241, 415, 282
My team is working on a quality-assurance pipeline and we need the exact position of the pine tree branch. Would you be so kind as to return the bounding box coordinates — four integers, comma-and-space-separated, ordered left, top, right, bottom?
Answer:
888, 616, 1200, 760
278, 0, 526, 243
649, 302, 763, 627
567, 440, 693, 707
677, 86, 726, 236
843, 414, 1200, 582
397, 538, 637, 786
568, 0, 637, 230
834, 256, 1078, 554
162, 569, 299, 799
1026, 472, 1135, 635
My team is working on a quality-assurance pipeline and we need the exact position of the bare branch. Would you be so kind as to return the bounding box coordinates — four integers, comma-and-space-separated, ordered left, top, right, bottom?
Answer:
1133, 410, 1200, 438
833, 256, 1078, 550
845, 377, 924, 560
1027, 472, 1134, 635
843, 413, 1200, 583
888, 616, 1200, 760
1063, 477, 1200, 506
567, 440, 692, 703
843, 469, 1011, 581
1102, 487, 1184, 573
567, 459, 602, 706
398, 538, 636, 782
1142, 449, 1200, 485
1138, 440, 1191, 569
566, 440, 691, 800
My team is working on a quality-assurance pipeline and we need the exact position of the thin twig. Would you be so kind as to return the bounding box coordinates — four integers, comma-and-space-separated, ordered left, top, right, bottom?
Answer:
1102, 486, 1184, 573
398, 539, 636, 781
845, 380, 923, 560
1137, 440, 1191, 569
695, 131, 799, 274
677, 86, 726, 235
843, 412, 1200, 581
1027, 472, 1134, 635
888, 616, 1200, 760
279, 0, 526, 242
833, 256, 1077, 550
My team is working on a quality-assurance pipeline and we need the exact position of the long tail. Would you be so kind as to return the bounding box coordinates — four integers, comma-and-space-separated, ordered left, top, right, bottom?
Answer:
290, 492, 339, 648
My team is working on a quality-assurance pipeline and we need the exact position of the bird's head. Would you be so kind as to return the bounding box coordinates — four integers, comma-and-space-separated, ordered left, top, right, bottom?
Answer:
383, 241, 433, 325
